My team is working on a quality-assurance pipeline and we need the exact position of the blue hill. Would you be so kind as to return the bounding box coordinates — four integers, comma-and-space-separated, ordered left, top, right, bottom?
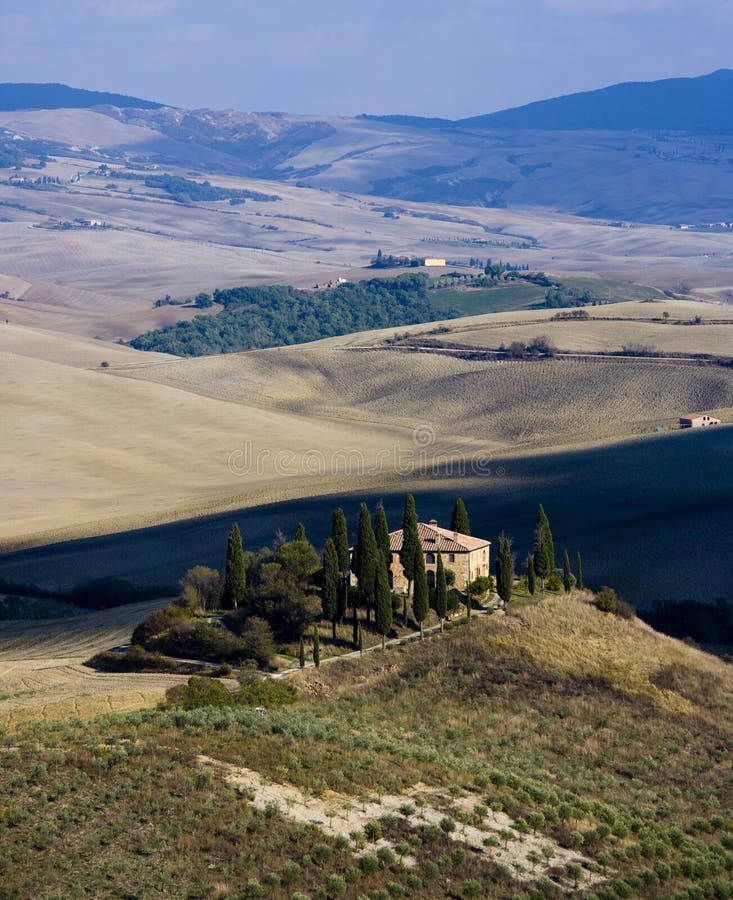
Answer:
0, 83, 164, 112
458, 69, 733, 133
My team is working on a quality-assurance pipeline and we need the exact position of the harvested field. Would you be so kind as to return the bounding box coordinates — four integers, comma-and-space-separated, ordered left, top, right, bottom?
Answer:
0, 599, 187, 726
309, 298, 733, 356
125, 345, 733, 446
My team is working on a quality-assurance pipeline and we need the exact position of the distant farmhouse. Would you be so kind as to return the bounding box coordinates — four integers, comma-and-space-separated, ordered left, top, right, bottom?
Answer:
388, 519, 490, 593
422, 257, 446, 267
680, 413, 721, 428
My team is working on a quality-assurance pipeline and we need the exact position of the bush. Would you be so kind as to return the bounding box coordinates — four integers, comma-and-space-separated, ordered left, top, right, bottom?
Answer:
85, 645, 193, 674
359, 853, 379, 874
595, 586, 635, 619
235, 673, 298, 707
132, 602, 192, 645
163, 676, 234, 709
545, 574, 563, 592
146, 620, 250, 663
225, 615, 276, 667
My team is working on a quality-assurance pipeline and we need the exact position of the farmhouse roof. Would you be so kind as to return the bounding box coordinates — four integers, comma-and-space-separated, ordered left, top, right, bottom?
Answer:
389, 521, 490, 554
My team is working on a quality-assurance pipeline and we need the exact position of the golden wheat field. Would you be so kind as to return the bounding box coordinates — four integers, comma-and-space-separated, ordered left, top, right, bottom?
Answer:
0, 600, 186, 727
310, 298, 733, 356
2, 307, 733, 548
124, 343, 733, 446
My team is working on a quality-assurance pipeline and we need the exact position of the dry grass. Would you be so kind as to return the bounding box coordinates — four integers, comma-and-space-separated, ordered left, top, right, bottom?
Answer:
127, 346, 733, 447
491, 593, 733, 718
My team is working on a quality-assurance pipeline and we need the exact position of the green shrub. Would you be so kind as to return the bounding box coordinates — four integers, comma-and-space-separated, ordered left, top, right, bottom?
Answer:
86, 645, 186, 674
462, 881, 482, 899
235, 674, 298, 707
326, 873, 347, 896
595, 586, 635, 619
146, 620, 249, 663
163, 676, 234, 709
359, 853, 379, 874
364, 821, 382, 842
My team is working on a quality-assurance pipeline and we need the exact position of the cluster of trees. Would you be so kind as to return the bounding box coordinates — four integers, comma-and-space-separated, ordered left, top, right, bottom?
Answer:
144, 174, 279, 204
494, 505, 584, 607
369, 250, 423, 268
498, 335, 556, 359
131, 274, 457, 356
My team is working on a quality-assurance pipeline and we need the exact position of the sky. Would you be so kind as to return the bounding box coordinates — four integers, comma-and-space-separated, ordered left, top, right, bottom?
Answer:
0, 0, 731, 118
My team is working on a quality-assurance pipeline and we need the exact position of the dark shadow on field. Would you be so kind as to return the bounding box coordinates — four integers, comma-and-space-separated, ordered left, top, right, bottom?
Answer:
1, 428, 731, 607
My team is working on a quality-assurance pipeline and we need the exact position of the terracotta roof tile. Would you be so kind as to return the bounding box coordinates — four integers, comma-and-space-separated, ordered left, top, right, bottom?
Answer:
389, 522, 490, 553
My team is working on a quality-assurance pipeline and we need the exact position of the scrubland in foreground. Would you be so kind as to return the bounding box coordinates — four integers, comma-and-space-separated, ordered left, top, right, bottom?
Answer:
0, 594, 730, 898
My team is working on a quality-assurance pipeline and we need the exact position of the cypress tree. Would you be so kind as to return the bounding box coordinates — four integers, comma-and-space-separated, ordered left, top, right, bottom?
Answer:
298, 636, 305, 669
222, 523, 246, 609
336, 579, 348, 627
374, 503, 391, 560
294, 523, 307, 542
450, 498, 471, 535
354, 503, 378, 626
358, 623, 364, 655
434, 551, 448, 631
533, 504, 555, 592
412, 546, 429, 637
563, 549, 572, 593
374, 550, 393, 649
322, 537, 340, 640
400, 494, 420, 602
312, 625, 320, 668
496, 533, 514, 606
331, 508, 350, 577
576, 551, 584, 591
527, 554, 536, 595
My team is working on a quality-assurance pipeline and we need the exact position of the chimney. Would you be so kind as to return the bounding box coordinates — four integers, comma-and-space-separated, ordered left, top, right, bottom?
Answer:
428, 518, 438, 527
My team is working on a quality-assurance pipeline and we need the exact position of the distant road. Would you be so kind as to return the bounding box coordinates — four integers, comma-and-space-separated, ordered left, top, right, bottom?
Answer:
0, 428, 731, 607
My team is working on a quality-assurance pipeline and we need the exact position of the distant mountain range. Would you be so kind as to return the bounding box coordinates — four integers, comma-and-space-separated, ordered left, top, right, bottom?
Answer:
5, 70, 733, 132
2, 72, 733, 223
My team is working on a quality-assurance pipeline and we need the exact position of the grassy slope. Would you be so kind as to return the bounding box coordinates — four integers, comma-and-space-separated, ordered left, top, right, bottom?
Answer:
0, 594, 730, 898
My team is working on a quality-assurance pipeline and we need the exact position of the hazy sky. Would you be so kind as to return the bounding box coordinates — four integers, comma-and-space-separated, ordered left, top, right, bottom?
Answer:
0, 1, 730, 118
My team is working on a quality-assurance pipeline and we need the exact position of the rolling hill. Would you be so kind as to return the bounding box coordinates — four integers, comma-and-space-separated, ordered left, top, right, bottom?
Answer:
3, 73, 733, 221
461, 69, 733, 132
0, 595, 730, 897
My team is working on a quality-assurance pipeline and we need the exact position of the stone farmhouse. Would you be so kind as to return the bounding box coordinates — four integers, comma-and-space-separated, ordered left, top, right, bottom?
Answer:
388, 519, 491, 594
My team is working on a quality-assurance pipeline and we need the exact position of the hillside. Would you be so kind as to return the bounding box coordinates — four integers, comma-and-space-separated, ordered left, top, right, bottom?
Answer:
0, 82, 163, 111
4, 74, 733, 221
0, 595, 731, 897
459, 69, 733, 132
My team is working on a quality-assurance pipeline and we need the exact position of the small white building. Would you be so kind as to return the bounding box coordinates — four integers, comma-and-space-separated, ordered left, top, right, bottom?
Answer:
680, 414, 721, 428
